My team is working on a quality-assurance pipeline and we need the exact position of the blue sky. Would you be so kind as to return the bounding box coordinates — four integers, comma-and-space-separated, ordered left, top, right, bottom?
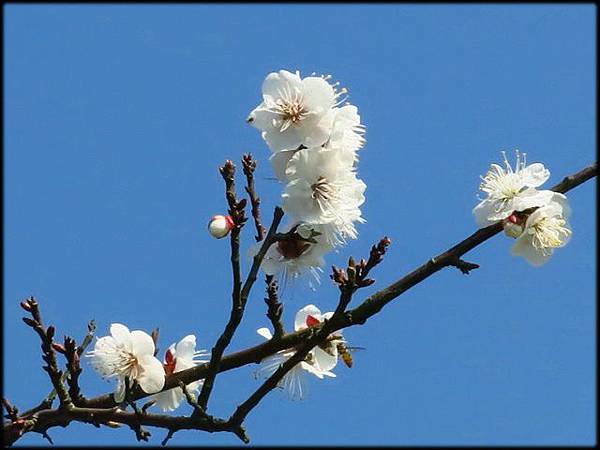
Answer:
4, 4, 596, 446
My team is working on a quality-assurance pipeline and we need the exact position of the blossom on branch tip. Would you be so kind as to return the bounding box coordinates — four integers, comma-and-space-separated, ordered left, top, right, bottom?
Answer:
473, 150, 554, 227
247, 70, 341, 153
150, 335, 209, 412
509, 193, 572, 267
86, 324, 165, 402
208, 215, 234, 239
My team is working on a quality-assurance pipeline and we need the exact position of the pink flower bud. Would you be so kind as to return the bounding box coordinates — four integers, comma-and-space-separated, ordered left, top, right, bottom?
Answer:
208, 215, 234, 239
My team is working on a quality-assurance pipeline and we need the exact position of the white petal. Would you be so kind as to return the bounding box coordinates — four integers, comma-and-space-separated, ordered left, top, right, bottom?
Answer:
257, 327, 273, 340
301, 77, 335, 113
294, 304, 322, 331
152, 387, 184, 412
270, 150, 296, 181
321, 312, 335, 321
313, 346, 338, 372
174, 335, 197, 361
247, 105, 279, 131
511, 189, 555, 213
473, 199, 502, 227
130, 330, 156, 357
264, 127, 303, 153
110, 324, 132, 350
520, 163, 550, 187
550, 192, 571, 218
114, 377, 126, 403
262, 70, 301, 99
300, 361, 324, 379
136, 354, 165, 394
510, 235, 551, 267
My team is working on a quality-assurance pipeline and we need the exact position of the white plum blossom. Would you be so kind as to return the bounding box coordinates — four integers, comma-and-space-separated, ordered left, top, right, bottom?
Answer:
282, 148, 366, 245
150, 335, 209, 412
248, 69, 368, 284
86, 324, 165, 402
473, 151, 555, 227
326, 104, 365, 165
294, 304, 343, 373
247, 70, 340, 153
255, 304, 340, 400
510, 193, 572, 267
254, 223, 333, 288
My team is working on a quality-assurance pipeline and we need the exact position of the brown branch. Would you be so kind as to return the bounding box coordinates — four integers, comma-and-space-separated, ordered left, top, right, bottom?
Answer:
242, 153, 266, 242
3, 405, 244, 447
20, 298, 73, 409
197, 163, 283, 413
63, 337, 85, 406
6, 162, 595, 445
17, 320, 95, 419
2, 398, 19, 422
80, 161, 597, 412
196, 161, 246, 412
343, 161, 597, 328
264, 275, 285, 339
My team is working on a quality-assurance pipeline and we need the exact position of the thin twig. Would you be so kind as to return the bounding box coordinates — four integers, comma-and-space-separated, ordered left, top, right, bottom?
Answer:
6, 162, 595, 446
18, 320, 95, 418
264, 275, 285, 339
197, 205, 284, 412
21, 298, 73, 409
242, 153, 266, 242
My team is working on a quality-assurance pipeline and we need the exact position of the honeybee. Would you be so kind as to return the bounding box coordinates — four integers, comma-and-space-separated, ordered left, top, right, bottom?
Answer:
336, 342, 355, 368
319, 336, 365, 369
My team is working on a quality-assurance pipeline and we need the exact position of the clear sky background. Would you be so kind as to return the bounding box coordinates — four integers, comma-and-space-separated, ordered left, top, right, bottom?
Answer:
4, 4, 596, 446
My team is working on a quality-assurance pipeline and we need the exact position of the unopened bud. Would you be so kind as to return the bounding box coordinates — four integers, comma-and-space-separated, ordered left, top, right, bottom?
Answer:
208, 215, 234, 239
20, 301, 32, 312
52, 342, 66, 354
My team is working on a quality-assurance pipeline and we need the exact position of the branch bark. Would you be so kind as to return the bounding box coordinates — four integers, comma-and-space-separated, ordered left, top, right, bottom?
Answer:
5, 161, 595, 445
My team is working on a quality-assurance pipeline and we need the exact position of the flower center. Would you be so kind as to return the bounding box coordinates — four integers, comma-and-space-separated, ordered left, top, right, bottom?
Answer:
479, 151, 528, 206
113, 346, 139, 377
311, 176, 336, 202
277, 237, 310, 260
480, 168, 522, 201
271, 87, 308, 132
530, 216, 571, 250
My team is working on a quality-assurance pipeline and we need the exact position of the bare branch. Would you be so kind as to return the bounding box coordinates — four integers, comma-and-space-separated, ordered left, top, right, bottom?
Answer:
242, 153, 266, 242
6, 162, 595, 445
20, 297, 73, 409
264, 275, 285, 339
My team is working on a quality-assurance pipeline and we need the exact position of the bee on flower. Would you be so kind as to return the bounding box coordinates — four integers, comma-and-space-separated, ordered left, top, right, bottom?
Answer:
254, 304, 341, 400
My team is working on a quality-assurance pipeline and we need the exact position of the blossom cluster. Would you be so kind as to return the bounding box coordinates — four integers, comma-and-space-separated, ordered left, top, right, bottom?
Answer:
86, 324, 208, 411
247, 70, 367, 284
473, 151, 572, 266
87, 304, 347, 409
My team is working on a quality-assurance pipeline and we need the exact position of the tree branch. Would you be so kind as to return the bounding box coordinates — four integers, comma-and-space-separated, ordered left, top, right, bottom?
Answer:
264, 275, 285, 339
242, 153, 266, 242
6, 162, 595, 445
